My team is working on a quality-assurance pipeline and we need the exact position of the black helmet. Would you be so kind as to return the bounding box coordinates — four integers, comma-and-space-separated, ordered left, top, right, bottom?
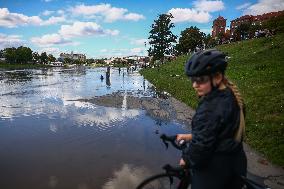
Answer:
185, 49, 227, 77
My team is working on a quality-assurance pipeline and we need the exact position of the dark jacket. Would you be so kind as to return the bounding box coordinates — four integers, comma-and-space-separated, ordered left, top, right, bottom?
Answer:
182, 87, 243, 169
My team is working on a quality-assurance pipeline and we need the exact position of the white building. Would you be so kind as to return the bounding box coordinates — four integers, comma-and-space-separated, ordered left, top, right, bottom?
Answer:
59, 51, 86, 62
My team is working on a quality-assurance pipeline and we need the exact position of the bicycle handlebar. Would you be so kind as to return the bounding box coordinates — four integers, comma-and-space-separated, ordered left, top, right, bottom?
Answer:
160, 134, 187, 150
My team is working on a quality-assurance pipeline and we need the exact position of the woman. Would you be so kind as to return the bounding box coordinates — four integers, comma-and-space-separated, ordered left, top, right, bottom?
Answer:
177, 49, 247, 189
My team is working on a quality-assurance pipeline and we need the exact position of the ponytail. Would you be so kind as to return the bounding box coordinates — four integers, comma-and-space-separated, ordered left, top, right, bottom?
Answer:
223, 77, 245, 142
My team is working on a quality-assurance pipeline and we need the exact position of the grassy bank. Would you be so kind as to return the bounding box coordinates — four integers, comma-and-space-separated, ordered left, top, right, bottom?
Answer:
140, 33, 284, 166
0, 63, 51, 69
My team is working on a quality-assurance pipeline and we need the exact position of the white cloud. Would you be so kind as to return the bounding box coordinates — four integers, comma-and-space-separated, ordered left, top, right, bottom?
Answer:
42, 10, 55, 16
243, 0, 284, 15
59, 21, 119, 38
0, 8, 41, 28
123, 13, 145, 21
38, 47, 60, 55
42, 16, 66, 25
98, 47, 147, 58
193, 0, 225, 12
168, 0, 225, 24
130, 47, 144, 54
30, 33, 72, 47
31, 21, 119, 48
200, 28, 212, 34
169, 8, 211, 23
100, 49, 108, 53
130, 38, 148, 46
57, 10, 65, 15
236, 3, 252, 10
0, 33, 25, 49
69, 4, 145, 22
0, 8, 65, 28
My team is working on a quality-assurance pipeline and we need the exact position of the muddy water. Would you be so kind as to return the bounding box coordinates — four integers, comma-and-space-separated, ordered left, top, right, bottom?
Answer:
0, 67, 193, 189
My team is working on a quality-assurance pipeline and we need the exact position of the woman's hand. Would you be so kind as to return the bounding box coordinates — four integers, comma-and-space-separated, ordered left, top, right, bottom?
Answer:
179, 158, 186, 166
176, 134, 192, 142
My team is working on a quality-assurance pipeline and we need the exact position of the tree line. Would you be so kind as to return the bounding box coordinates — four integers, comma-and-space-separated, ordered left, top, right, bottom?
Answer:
0, 46, 56, 64
0, 46, 96, 65
148, 13, 284, 64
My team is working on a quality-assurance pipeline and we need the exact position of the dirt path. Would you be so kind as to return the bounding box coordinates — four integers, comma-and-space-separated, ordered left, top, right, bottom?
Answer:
78, 92, 284, 189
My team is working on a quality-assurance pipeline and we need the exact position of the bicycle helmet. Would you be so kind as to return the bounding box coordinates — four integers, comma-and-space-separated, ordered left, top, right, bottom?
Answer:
185, 49, 227, 77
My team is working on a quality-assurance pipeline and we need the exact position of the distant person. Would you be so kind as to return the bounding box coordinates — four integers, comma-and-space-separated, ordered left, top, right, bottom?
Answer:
106, 66, 111, 78
118, 67, 121, 74
177, 49, 247, 189
100, 75, 104, 80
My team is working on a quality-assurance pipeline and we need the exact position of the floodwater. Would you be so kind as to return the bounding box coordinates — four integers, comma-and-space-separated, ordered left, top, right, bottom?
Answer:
0, 67, 190, 189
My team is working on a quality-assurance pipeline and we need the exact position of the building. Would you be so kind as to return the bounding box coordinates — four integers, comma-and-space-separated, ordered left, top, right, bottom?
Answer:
212, 16, 226, 38
230, 10, 284, 36
59, 51, 86, 62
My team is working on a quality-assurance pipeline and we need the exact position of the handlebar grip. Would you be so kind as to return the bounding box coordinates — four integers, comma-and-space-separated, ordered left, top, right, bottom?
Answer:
160, 134, 187, 150
160, 134, 176, 141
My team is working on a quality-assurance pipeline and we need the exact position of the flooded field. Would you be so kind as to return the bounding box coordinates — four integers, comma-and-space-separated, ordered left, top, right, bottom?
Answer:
0, 67, 193, 189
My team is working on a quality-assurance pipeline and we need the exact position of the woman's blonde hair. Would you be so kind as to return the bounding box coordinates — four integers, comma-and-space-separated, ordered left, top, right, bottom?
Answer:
223, 77, 245, 142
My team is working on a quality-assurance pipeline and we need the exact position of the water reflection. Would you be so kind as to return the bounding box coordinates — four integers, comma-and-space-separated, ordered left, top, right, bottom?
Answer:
73, 104, 140, 130
102, 164, 151, 189
0, 67, 189, 189
106, 76, 111, 87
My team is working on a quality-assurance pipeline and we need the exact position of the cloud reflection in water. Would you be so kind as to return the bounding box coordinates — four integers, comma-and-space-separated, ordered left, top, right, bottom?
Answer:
102, 164, 151, 189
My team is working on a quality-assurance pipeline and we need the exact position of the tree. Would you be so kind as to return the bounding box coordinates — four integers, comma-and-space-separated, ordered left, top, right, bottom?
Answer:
175, 26, 205, 55
203, 34, 212, 48
207, 38, 218, 48
148, 13, 177, 63
0, 49, 4, 58
235, 23, 251, 40
32, 52, 40, 63
4, 47, 17, 64
15, 46, 33, 64
48, 54, 56, 62
95, 59, 106, 64
63, 57, 72, 64
263, 15, 284, 34
247, 24, 262, 38
40, 52, 48, 64
86, 58, 95, 64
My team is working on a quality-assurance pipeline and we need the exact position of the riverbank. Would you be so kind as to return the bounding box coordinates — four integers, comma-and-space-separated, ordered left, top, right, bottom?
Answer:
0, 62, 51, 69
140, 33, 284, 166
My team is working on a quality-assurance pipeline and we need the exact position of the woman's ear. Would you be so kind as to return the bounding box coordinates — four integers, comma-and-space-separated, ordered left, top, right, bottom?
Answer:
213, 73, 223, 86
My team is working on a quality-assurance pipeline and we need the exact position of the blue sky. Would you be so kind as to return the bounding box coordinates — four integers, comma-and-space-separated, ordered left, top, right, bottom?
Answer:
0, 0, 283, 59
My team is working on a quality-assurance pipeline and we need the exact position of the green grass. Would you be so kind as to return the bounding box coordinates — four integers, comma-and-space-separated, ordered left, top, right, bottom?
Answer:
140, 34, 284, 166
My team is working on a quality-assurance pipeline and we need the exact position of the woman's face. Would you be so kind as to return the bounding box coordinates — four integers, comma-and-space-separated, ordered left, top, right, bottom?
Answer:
191, 75, 212, 96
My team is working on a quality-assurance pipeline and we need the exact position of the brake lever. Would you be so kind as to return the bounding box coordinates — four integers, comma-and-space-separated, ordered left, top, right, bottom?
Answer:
160, 134, 169, 149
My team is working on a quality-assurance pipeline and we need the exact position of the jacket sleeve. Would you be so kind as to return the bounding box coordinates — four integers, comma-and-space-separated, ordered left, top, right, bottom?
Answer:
182, 105, 220, 169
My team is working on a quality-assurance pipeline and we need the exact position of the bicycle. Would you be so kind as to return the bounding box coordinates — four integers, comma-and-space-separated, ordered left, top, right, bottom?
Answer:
136, 134, 191, 189
136, 134, 270, 189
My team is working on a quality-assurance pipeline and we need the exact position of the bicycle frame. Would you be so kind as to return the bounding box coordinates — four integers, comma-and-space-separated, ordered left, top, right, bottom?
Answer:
163, 164, 191, 189
136, 134, 191, 189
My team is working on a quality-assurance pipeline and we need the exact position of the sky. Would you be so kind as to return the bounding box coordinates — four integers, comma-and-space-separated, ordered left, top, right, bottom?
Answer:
0, 0, 284, 59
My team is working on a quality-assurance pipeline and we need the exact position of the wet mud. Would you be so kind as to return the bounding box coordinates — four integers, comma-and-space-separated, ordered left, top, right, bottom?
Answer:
77, 91, 195, 127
